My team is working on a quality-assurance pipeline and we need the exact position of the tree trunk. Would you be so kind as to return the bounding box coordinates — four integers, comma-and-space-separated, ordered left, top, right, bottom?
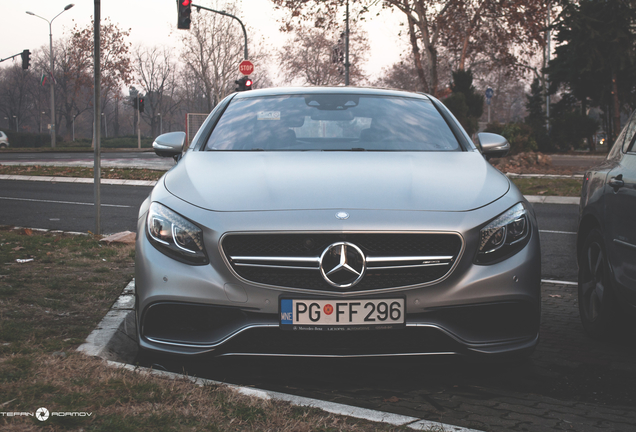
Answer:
611, 72, 621, 148
427, 45, 438, 97
114, 99, 120, 137
407, 15, 429, 93
582, 98, 595, 152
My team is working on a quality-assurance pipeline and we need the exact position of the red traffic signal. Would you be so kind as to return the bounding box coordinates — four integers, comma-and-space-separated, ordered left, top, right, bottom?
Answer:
177, 0, 191, 30
234, 76, 253, 92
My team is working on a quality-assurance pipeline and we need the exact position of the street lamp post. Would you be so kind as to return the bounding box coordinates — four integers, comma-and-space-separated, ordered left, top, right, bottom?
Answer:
158, 113, 162, 135
72, 113, 78, 141
26, 4, 75, 149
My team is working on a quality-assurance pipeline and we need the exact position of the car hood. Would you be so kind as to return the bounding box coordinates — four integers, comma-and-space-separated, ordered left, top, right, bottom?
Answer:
164, 151, 510, 212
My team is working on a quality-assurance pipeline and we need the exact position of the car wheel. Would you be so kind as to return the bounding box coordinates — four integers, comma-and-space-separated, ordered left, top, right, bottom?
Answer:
578, 228, 616, 339
0, 144, 7, 149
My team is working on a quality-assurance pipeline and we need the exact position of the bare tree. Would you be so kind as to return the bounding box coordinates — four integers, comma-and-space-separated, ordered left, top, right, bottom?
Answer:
0, 65, 38, 133
180, 7, 245, 111
133, 45, 180, 137
278, 24, 369, 86
372, 58, 421, 92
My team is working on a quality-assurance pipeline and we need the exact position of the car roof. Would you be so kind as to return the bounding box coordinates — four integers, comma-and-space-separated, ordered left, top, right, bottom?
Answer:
232, 86, 433, 101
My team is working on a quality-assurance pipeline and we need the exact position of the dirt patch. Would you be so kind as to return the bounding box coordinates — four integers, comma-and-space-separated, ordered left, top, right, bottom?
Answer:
490, 152, 587, 175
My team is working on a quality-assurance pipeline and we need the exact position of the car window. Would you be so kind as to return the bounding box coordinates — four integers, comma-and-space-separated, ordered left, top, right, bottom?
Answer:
621, 110, 636, 153
204, 95, 461, 152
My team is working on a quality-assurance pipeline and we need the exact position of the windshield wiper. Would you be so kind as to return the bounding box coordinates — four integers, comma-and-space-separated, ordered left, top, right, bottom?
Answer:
321, 148, 367, 152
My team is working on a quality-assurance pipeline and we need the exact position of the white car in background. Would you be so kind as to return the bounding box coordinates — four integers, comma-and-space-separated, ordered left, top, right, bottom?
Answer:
0, 131, 9, 148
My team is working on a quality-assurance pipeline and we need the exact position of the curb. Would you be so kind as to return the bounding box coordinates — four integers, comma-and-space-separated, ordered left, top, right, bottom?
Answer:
77, 280, 137, 363
525, 195, 579, 205
506, 172, 584, 179
78, 279, 483, 432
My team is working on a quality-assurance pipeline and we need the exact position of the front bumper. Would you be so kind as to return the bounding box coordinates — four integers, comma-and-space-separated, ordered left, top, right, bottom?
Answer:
135, 196, 541, 359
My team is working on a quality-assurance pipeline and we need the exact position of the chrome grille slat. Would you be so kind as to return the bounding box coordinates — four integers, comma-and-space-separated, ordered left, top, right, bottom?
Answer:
230, 254, 454, 271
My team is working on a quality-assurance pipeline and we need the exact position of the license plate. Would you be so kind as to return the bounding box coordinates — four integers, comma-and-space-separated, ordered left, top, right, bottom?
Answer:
280, 298, 405, 331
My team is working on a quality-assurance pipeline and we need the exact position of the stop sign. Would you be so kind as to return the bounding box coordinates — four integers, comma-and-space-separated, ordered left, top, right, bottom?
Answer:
239, 60, 254, 75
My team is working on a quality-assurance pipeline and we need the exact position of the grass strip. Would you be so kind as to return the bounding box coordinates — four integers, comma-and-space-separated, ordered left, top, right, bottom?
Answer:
0, 165, 165, 181
510, 177, 582, 197
0, 227, 409, 431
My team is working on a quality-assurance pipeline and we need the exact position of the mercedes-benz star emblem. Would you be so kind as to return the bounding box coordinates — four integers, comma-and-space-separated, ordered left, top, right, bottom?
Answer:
319, 242, 366, 288
335, 211, 349, 220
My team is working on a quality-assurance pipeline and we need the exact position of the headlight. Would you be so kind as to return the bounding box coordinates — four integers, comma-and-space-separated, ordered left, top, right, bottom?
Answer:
476, 202, 531, 264
146, 202, 208, 265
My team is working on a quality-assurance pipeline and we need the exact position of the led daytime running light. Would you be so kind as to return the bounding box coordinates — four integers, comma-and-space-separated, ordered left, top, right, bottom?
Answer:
479, 203, 526, 252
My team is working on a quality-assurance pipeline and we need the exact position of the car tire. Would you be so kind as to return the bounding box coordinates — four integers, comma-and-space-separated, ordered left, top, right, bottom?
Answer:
0, 144, 7, 149
578, 228, 617, 339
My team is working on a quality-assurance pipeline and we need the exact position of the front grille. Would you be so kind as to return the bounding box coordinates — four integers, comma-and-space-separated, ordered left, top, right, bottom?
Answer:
222, 233, 462, 292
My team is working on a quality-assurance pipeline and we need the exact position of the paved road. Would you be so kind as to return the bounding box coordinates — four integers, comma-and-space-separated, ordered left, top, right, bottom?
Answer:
0, 180, 152, 234
534, 204, 579, 282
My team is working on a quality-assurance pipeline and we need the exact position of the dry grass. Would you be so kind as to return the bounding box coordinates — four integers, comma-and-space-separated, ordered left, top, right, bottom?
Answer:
0, 165, 164, 181
0, 227, 409, 431
510, 177, 583, 197
2, 353, 402, 431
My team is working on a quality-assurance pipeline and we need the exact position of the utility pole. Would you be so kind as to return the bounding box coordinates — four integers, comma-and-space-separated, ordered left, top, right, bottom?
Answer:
137, 94, 141, 149
345, 0, 350, 86
93, 0, 101, 235
545, 1, 551, 133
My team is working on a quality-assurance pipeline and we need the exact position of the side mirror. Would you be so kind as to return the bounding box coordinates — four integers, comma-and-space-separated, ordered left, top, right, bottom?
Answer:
152, 132, 186, 158
478, 133, 510, 160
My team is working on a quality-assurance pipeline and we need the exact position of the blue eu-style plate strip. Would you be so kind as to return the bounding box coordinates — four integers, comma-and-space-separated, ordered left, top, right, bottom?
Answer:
280, 299, 293, 325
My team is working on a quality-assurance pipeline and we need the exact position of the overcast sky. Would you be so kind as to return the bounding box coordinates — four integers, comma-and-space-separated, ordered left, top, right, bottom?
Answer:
2, 0, 409, 84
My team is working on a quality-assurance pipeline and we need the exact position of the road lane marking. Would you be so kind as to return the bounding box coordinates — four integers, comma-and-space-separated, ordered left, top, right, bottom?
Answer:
0, 196, 131, 208
539, 230, 577, 235
542, 279, 578, 286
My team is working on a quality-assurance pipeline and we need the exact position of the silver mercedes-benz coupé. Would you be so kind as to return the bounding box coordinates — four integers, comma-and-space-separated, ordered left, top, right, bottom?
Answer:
135, 87, 541, 359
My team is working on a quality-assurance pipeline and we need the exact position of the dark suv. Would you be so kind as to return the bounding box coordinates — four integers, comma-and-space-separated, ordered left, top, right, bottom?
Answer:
577, 111, 636, 338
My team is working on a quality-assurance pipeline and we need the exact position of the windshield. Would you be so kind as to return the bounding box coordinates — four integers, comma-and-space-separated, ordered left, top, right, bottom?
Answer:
204, 94, 461, 151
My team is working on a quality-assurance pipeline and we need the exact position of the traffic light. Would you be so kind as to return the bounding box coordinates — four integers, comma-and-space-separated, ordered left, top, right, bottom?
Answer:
177, 0, 192, 30
234, 76, 253, 92
132, 96, 138, 110
21, 50, 31, 70
139, 97, 145, 113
